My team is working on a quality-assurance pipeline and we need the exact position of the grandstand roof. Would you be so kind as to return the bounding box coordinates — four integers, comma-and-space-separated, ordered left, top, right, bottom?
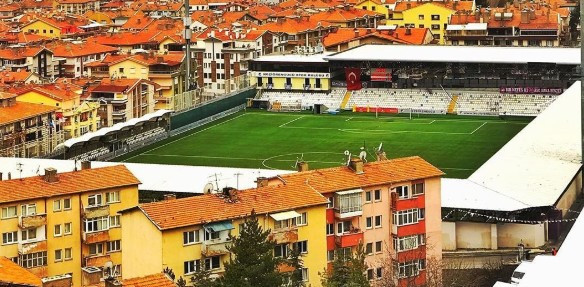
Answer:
324, 44, 580, 65
0, 157, 290, 194
442, 82, 581, 211
253, 52, 332, 63
56, 109, 172, 149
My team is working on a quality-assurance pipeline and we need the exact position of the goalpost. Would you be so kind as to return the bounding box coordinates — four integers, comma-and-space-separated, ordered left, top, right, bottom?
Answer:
376, 107, 413, 120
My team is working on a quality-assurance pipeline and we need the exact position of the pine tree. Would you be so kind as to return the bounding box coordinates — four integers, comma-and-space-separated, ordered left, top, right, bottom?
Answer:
347, 245, 369, 287
190, 263, 218, 287
218, 210, 283, 287
287, 247, 305, 287
321, 246, 370, 287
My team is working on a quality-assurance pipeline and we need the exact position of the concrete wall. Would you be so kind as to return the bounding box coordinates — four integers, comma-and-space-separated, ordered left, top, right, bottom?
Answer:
442, 221, 456, 251
556, 171, 582, 216
425, 177, 442, 259
455, 222, 493, 249
497, 223, 545, 248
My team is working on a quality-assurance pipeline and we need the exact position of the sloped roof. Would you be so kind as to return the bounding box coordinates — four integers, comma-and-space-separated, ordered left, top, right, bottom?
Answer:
0, 102, 57, 125
0, 257, 42, 287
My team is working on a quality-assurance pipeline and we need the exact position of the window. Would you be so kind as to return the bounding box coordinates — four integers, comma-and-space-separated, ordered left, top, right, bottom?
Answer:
365, 191, 371, 202
274, 219, 290, 229
374, 190, 381, 201
418, 208, 425, 220
53, 200, 61, 212
367, 269, 374, 280
336, 221, 351, 235
419, 24, 425, 28
55, 249, 62, 262
397, 235, 418, 252
295, 212, 307, 226
293, 240, 308, 254
1, 206, 16, 219
412, 183, 424, 195
327, 197, 334, 208
183, 230, 200, 245
64, 223, 72, 235
85, 216, 108, 233
394, 209, 419, 226
204, 230, 220, 241
119, 68, 124, 73
337, 193, 362, 214
418, 234, 425, 245
106, 191, 120, 203
418, 15, 424, 20
396, 186, 409, 199
21, 251, 47, 268
326, 224, 334, 235
21, 204, 36, 216
419, 259, 426, 270
205, 256, 220, 270
63, 198, 71, 210
433, 34, 441, 40
184, 259, 200, 274
431, 24, 440, 30
22, 228, 37, 241
64, 248, 72, 260
2, 231, 17, 244
87, 194, 102, 207
366, 217, 373, 229
109, 215, 121, 228
376, 267, 382, 279
107, 240, 121, 252
338, 247, 352, 260
301, 268, 309, 282
397, 260, 422, 278
375, 241, 382, 253
365, 242, 373, 255
89, 243, 103, 256
54, 224, 62, 237
431, 15, 440, 20
375, 215, 382, 228
274, 244, 289, 258
327, 250, 335, 262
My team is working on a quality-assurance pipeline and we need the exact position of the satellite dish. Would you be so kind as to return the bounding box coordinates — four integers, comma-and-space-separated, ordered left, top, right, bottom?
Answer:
359, 147, 367, 163
203, 183, 214, 194
344, 150, 351, 166
104, 261, 113, 270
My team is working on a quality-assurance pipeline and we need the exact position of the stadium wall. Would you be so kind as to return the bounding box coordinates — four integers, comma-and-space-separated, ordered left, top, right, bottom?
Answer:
170, 88, 255, 130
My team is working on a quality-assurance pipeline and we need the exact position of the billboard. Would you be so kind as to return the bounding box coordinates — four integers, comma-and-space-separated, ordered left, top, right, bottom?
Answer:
371, 68, 392, 82
499, 87, 563, 94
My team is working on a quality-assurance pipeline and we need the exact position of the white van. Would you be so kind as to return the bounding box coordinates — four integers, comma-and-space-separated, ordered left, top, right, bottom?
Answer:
511, 261, 533, 284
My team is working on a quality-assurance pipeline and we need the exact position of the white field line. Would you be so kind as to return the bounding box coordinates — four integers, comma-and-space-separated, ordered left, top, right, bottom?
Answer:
279, 116, 306, 128
470, 122, 488, 134
345, 117, 354, 122
142, 153, 342, 164
122, 113, 248, 162
338, 129, 472, 135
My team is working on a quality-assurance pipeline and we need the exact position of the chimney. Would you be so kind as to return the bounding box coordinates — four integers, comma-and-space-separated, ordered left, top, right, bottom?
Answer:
256, 176, 268, 188
354, 28, 359, 37
7, 172, 11, 180
475, 8, 480, 20
348, 158, 364, 174
104, 277, 122, 287
0, 172, 2, 181
296, 161, 309, 172
81, 161, 91, 170
405, 27, 411, 35
521, 9, 530, 24
530, 8, 536, 20
406, 3, 411, 9
44, 168, 58, 183
163, 194, 176, 201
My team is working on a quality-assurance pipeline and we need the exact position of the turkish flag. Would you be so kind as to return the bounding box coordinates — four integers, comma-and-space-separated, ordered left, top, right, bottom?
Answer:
345, 68, 361, 91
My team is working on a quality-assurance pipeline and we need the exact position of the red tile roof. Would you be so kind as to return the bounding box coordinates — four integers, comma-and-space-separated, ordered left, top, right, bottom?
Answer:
394, 0, 474, 12
123, 273, 176, 287
323, 27, 430, 47
260, 17, 334, 34
0, 46, 45, 60
0, 165, 141, 204
0, 101, 57, 125
0, 257, 42, 287
47, 40, 118, 58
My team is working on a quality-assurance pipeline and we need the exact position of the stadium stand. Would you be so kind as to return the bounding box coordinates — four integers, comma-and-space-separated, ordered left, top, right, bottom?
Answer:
262, 89, 345, 111
347, 89, 451, 114
457, 93, 558, 116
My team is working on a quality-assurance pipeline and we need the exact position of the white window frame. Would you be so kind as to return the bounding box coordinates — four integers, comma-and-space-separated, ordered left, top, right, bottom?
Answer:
64, 248, 72, 260
85, 216, 109, 233
274, 243, 289, 258
53, 200, 61, 212
21, 228, 37, 241
205, 256, 220, 270
295, 212, 307, 226
105, 191, 120, 204
375, 241, 382, 253
301, 268, 309, 282
326, 223, 334, 235
2, 231, 17, 245
1, 206, 17, 219
374, 215, 382, 228
365, 191, 372, 203
184, 259, 200, 274
327, 196, 334, 209
327, 250, 335, 262
412, 182, 424, 196
21, 204, 37, 217
21, 251, 47, 268
54, 224, 62, 237
64, 222, 72, 235
109, 215, 121, 228
366, 217, 373, 229
396, 186, 409, 199
397, 235, 418, 252
183, 230, 200, 245
107, 240, 121, 253
54, 249, 62, 262
374, 189, 381, 201
336, 221, 351, 235
87, 194, 102, 207
293, 240, 308, 254
393, 209, 419, 226
337, 192, 362, 214
89, 243, 103, 256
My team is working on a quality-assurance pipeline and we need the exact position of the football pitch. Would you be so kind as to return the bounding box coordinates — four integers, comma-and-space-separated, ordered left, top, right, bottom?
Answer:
117, 110, 532, 178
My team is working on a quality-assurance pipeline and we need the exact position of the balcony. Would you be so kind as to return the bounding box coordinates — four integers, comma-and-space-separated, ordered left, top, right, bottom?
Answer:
201, 240, 230, 256
269, 228, 299, 244
83, 205, 109, 219
334, 208, 363, 219
19, 214, 47, 229
83, 230, 110, 244
18, 239, 47, 255
335, 230, 364, 248
85, 254, 111, 268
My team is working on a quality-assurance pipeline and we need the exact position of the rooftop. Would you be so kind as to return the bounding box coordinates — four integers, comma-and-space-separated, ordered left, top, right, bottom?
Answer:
0, 256, 42, 287
0, 101, 57, 126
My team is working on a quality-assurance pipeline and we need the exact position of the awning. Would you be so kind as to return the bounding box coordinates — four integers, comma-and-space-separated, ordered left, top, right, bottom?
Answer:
270, 211, 300, 221
204, 221, 234, 233
336, 189, 363, 195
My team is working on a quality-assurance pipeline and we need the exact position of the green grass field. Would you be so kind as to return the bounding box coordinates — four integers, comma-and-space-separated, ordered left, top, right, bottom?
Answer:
117, 110, 532, 178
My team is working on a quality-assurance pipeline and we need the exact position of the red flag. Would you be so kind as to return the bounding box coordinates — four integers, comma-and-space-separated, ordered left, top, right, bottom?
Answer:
345, 68, 361, 91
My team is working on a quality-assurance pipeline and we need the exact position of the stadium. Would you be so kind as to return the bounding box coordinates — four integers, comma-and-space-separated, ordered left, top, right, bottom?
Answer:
52, 45, 579, 180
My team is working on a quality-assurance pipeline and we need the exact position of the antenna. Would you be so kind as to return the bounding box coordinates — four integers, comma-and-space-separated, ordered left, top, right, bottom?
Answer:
35, 165, 40, 176
234, 172, 242, 190
344, 150, 351, 166
359, 146, 367, 163
16, 162, 23, 179
292, 153, 304, 169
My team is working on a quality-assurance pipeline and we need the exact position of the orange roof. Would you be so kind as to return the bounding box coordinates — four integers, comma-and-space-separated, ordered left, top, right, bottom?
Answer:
48, 41, 118, 57
0, 257, 42, 287
310, 7, 384, 23
0, 165, 141, 204
260, 17, 334, 34
394, 0, 474, 12
0, 46, 45, 60
323, 27, 430, 47
123, 273, 176, 287
0, 101, 57, 125
135, 180, 328, 230
16, 85, 79, 102
0, 70, 35, 83
278, 156, 444, 194
247, 5, 276, 21
450, 6, 559, 30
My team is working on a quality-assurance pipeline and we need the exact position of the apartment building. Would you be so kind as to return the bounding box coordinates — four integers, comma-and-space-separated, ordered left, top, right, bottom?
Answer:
0, 165, 141, 287
15, 84, 101, 140
0, 46, 57, 79
120, 183, 329, 285
88, 78, 156, 127
266, 157, 444, 285
0, 92, 63, 158
47, 40, 118, 78
55, 0, 100, 15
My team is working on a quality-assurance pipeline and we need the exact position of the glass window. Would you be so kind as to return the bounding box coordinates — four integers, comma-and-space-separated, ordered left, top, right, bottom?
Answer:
431, 15, 440, 20
412, 183, 424, 195
109, 215, 121, 228
366, 217, 373, 229
63, 198, 71, 210
365, 191, 371, 202
327, 250, 335, 262
293, 240, 308, 254
396, 186, 409, 199
295, 212, 307, 226
107, 240, 121, 252
22, 228, 37, 241
54, 224, 62, 237
88, 194, 102, 207
105, 191, 120, 203
89, 243, 103, 256
184, 259, 200, 274
374, 190, 381, 201
274, 244, 288, 258
53, 200, 61, 212
301, 268, 309, 282
375, 241, 382, 253
85, 216, 108, 233
326, 224, 334, 235
21, 204, 36, 216
1, 206, 17, 218
375, 215, 382, 228
64, 248, 72, 260
183, 230, 200, 245
205, 256, 220, 270
365, 242, 373, 255
2, 231, 17, 244
55, 249, 62, 262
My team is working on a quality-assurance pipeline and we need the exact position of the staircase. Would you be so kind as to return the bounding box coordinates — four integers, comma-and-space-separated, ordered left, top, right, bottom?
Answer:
447, 95, 459, 114
340, 90, 352, 110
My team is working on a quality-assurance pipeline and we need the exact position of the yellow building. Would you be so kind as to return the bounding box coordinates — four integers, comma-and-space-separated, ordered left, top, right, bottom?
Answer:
386, 1, 475, 44
357, 0, 391, 21
16, 85, 100, 139
120, 184, 329, 285
0, 165, 140, 287
21, 18, 62, 38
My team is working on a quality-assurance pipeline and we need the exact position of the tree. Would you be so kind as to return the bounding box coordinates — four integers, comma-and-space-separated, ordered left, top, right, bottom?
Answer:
190, 263, 218, 287
286, 247, 305, 287
217, 210, 283, 287
176, 277, 187, 287
321, 245, 370, 287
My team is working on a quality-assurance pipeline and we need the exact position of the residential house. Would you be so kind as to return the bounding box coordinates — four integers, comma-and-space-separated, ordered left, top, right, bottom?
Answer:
0, 256, 42, 287
323, 26, 433, 52
55, 0, 100, 15
310, 6, 386, 28
0, 70, 41, 85
0, 92, 63, 158
0, 46, 57, 79
47, 40, 118, 78
260, 17, 336, 51
0, 165, 140, 286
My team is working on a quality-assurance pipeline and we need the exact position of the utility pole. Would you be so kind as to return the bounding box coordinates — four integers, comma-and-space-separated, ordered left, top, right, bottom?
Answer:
581, 1, 583, 168
184, 0, 192, 92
